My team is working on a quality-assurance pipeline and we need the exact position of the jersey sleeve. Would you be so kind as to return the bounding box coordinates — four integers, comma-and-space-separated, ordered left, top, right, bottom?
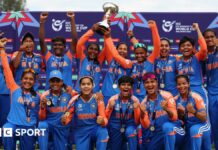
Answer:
45, 50, 52, 63
195, 37, 207, 61
97, 100, 108, 126
140, 99, 150, 129
76, 29, 94, 61
98, 46, 106, 66
66, 50, 73, 61
104, 37, 132, 69
105, 96, 117, 119
1, 53, 19, 92
192, 93, 205, 112
147, 23, 161, 64
166, 97, 178, 121
132, 96, 140, 125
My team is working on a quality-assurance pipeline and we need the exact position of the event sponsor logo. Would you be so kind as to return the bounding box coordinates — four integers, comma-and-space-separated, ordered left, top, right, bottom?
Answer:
162, 20, 195, 33
162, 20, 176, 32
52, 19, 65, 32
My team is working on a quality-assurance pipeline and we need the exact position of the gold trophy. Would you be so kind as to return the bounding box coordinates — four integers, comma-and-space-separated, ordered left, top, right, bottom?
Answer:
96, 2, 119, 35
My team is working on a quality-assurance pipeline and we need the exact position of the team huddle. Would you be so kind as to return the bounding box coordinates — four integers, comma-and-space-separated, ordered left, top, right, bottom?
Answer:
0, 12, 217, 150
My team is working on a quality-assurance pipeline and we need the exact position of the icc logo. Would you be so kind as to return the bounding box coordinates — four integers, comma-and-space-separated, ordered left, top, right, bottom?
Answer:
52, 19, 65, 32
162, 20, 176, 32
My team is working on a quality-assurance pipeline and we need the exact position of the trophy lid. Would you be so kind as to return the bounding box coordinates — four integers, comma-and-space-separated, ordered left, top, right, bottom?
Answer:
103, 2, 119, 14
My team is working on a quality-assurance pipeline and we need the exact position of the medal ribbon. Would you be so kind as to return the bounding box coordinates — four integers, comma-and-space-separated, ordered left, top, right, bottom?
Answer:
119, 96, 131, 130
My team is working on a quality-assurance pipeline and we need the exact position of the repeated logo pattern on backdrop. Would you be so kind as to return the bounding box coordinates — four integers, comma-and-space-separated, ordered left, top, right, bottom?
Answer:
0, 11, 217, 91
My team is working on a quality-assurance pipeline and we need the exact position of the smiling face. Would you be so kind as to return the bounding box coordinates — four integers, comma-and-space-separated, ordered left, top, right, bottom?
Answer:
179, 41, 194, 58
53, 41, 65, 56
80, 78, 94, 96
160, 39, 170, 58
119, 82, 132, 98
143, 78, 158, 96
117, 43, 128, 58
21, 72, 35, 91
49, 77, 63, 92
22, 37, 34, 53
176, 77, 190, 96
204, 31, 217, 48
134, 47, 147, 63
87, 44, 99, 60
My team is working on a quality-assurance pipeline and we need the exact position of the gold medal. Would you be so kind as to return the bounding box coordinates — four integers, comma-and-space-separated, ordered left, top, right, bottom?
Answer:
160, 83, 165, 89
120, 127, 125, 133
112, 83, 118, 89
150, 125, 155, 132
46, 100, 52, 106
65, 111, 70, 117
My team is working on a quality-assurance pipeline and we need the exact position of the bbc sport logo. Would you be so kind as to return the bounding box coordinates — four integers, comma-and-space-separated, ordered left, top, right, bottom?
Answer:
0, 128, 46, 137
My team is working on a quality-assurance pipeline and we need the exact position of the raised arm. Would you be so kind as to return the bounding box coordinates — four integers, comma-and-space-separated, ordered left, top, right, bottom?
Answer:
76, 25, 96, 60
147, 20, 161, 64
104, 34, 132, 68
140, 101, 150, 129
0, 38, 19, 92
127, 30, 139, 45
161, 97, 178, 121
193, 23, 207, 61
67, 12, 78, 55
39, 12, 49, 55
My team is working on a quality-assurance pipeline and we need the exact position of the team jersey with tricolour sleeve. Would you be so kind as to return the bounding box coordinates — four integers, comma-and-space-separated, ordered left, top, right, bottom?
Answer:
102, 36, 132, 97
1, 52, 40, 126
206, 47, 218, 94
12, 52, 42, 91
176, 37, 207, 87
75, 29, 106, 93
155, 55, 178, 96
105, 94, 140, 129
38, 90, 72, 128
44, 50, 74, 90
174, 92, 206, 128
64, 94, 107, 129
140, 90, 178, 131
0, 56, 11, 94
131, 23, 160, 98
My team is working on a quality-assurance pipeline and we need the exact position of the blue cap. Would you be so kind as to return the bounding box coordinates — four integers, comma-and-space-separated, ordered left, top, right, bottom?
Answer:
49, 70, 63, 80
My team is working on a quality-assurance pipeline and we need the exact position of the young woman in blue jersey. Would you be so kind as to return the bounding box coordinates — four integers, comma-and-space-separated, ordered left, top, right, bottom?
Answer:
203, 29, 218, 150
75, 23, 106, 93
102, 30, 132, 104
11, 32, 43, 91
176, 23, 208, 105
174, 74, 211, 150
127, 20, 160, 102
38, 70, 77, 150
140, 72, 183, 150
39, 12, 77, 90
154, 38, 178, 96
0, 33, 11, 137
105, 76, 140, 150
0, 38, 40, 150
61, 76, 108, 150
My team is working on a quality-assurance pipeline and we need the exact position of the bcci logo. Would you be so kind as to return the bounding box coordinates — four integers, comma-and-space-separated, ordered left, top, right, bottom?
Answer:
162, 20, 176, 32
52, 19, 65, 32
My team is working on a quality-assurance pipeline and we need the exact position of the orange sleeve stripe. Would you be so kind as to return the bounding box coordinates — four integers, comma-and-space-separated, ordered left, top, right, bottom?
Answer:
105, 37, 132, 68
66, 50, 73, 61
105, 95, 118, 119
192, 93, 205, 110
195, 37, 207, 61
1, 53, 19, 92
76, 29, 94, 60
147, 24, 161, 64
45, 51, 52, 62
98, 47, 106, 65
104, 39, 113, 64
97, 100, 108, 126
140, 112, 150, 129
166, 97, 178, 121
